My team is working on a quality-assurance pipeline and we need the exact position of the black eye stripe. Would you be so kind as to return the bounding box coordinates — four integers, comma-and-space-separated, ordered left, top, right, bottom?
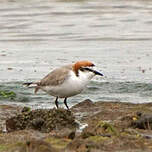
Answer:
80, 67, 94, 72
80, 68, 85, 71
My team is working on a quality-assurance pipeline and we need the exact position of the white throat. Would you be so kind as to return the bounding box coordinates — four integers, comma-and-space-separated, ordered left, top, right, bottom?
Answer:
78, 70, 95, 81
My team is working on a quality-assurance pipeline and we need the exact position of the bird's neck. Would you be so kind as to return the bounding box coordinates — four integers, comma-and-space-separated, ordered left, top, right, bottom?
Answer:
78, 70, 95, 81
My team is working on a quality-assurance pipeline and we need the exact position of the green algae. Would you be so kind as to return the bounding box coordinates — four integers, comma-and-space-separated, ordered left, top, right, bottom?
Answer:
0, 145, 7, 152
46, 137, 71, 150
0, 90, 16, 100
87, 135, 109, 142
96, 121, 119, 136
0, 142, 25, 152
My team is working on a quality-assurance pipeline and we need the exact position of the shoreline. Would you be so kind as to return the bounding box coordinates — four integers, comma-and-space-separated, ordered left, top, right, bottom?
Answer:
0, 100, 152, 152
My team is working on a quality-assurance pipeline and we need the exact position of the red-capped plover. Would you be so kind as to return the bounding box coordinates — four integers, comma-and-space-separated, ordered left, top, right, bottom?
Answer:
24, 61, 103, 110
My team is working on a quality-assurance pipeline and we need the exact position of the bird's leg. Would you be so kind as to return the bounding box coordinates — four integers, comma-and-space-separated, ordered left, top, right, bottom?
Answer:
64, 98, 69, 110
55, 97, 59, 109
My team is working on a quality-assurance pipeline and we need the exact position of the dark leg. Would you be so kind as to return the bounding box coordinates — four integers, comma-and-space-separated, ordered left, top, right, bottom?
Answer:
64, 98, 69, 110
55, 97, 58, 109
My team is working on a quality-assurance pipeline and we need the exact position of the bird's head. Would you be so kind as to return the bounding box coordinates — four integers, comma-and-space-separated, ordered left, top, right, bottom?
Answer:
72, 61, 103, 78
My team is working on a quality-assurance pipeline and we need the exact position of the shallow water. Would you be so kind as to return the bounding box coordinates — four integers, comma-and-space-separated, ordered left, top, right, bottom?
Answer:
0, 0, 152, 108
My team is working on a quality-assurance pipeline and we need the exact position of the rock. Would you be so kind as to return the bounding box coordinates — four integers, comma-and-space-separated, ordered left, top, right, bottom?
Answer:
81, 120, 118, 139
21, 106, 31, 113
0, 105, 21, 133
8, 139, 58, 152
72, 99, 95, 109
32, 118, 45, 130
6, 108, 78, 133
49, 128, 76, 139
71, 99, 98, 122
66, 138, 88, 152
5, 117, 17, 132
3, 101, 152, 152
26, 139, 58, 152
131, 113, 152, 129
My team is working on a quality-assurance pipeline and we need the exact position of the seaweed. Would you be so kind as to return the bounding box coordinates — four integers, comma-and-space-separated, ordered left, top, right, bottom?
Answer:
0, 90, 16, 100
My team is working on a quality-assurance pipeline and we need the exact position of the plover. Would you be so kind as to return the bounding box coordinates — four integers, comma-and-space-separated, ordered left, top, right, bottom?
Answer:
24, 61, 103, 110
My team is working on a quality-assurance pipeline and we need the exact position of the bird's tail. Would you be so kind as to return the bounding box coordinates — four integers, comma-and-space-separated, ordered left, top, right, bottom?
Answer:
23, 82, 40, 94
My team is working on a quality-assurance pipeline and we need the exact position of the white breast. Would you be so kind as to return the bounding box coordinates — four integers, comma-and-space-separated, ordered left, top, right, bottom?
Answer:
42, 70, 95, 98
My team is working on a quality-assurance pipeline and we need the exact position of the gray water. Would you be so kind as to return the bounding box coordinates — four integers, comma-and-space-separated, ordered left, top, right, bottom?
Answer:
0, 0, 152, 108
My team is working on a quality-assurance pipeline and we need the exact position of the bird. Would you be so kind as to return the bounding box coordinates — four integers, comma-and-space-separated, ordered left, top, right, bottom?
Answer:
24, 60, 103, 110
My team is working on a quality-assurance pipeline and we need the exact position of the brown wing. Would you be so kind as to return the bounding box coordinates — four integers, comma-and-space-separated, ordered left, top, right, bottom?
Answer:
39, 64, 73, 86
